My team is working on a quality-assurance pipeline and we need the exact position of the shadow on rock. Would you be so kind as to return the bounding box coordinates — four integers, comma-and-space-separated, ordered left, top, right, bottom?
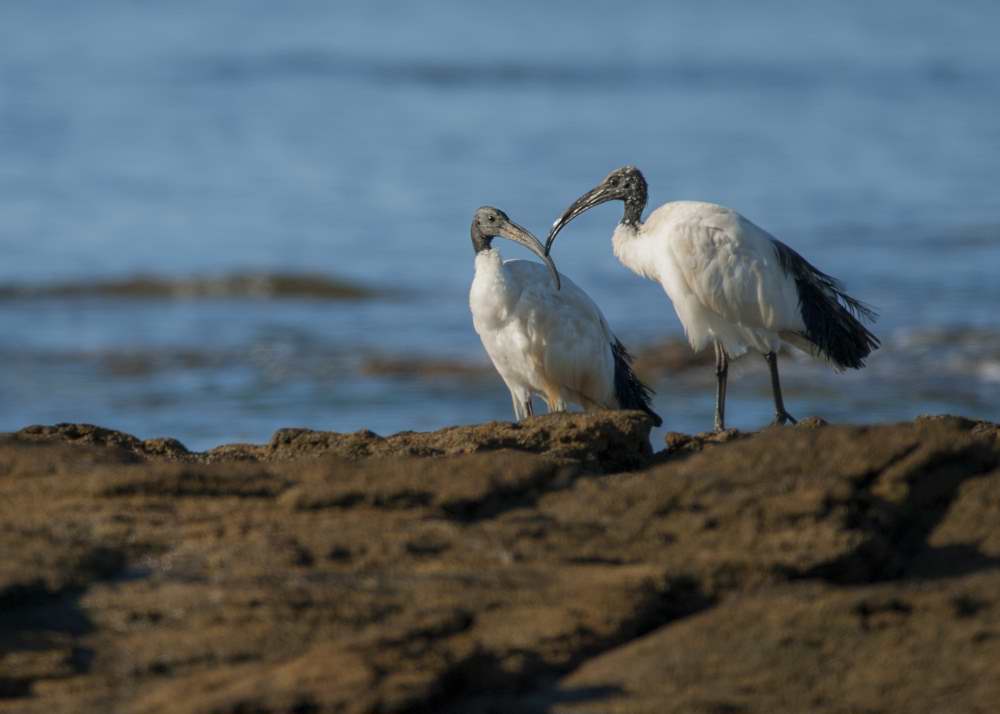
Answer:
1, 413, 998, 713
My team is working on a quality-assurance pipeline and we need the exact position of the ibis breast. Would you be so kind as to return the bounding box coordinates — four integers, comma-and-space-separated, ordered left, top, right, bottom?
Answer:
470, 251, 617, 409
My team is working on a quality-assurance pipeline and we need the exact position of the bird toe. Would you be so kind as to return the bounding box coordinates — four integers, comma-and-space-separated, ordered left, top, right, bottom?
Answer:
770, 411, 798, 427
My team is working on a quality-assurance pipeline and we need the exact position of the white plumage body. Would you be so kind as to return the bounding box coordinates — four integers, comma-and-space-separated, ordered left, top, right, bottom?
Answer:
470, 248, 617, 419
547, 166, 876, 429
612, 201, 807, 359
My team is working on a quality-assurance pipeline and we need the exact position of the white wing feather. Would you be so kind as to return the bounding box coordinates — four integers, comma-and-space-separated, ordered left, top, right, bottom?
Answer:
640, 202, 806, 354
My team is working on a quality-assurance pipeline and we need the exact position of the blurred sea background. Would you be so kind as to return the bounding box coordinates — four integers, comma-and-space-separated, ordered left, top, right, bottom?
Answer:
2, 1, 998, 450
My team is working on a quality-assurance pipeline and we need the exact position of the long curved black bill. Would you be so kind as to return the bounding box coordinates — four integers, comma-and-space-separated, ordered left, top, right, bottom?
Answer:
545, 185, 610, 255
500, 220, 561, 290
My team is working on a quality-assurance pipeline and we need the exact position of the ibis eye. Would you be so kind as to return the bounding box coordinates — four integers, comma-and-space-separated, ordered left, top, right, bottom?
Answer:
488, 215, 496, 223
609, 177, 620, 187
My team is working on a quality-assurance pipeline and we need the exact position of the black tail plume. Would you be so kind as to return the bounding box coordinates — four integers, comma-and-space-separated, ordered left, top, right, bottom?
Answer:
611, 338, 662, 426
773, 239, 880, 369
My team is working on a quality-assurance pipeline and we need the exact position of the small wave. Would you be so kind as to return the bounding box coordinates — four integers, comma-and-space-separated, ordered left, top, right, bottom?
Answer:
113, 327, 1000, 386
0, 272, 377, 301
97, 349, 231, 377
892, 326, 1000, 353
627, 328, 1000, 387
178, 51, 987, 92
183, 50, 762, 88
633, 338, 716, 379
359, 354, 494, 380
9, 327, 1000, 387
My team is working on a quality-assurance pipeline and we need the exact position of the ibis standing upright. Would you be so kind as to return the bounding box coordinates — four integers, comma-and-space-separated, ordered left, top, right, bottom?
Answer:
469, 206, 661, 425
546, 167, 879, 432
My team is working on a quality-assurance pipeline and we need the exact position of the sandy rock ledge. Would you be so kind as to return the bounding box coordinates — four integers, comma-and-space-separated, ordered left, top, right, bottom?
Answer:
1, 412, 998, 713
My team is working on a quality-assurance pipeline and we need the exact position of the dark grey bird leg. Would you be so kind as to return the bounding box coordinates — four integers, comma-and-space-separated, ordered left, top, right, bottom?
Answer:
714, 341, 728, 432
512, 394, 534, 421
764, 351, 797, 425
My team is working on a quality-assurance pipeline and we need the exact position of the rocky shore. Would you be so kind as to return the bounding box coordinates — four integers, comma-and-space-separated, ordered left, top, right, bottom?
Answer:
2, 413, 998, 713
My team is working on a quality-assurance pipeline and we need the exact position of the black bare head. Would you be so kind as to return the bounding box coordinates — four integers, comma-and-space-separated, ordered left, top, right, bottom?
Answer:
471, 206, 561, 289
546, 166, 648, 254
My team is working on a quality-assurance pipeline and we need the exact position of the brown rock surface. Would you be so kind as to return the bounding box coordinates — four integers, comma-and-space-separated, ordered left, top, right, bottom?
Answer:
13, 411, 655, 472
1, 413, 998, 713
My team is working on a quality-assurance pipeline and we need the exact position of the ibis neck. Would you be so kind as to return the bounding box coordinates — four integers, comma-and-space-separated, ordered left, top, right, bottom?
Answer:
621, 195, 646, 227
470, 223, 493, 254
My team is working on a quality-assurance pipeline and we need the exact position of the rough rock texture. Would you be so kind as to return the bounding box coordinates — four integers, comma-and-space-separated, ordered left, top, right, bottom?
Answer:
12, 411, 656, 472
1, 414, 999, 713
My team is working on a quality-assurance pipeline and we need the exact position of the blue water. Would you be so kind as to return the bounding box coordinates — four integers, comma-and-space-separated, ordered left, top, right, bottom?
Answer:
2, 1, 999, 448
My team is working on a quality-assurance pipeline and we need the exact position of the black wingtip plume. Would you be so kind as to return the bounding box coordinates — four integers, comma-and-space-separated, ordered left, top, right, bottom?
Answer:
611, 339, 663, 427
773, 240, 880, 369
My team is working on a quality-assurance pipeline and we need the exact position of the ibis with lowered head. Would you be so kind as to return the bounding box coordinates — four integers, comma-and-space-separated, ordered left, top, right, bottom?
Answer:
546, 167, 879, 431
469, 206, 661, 425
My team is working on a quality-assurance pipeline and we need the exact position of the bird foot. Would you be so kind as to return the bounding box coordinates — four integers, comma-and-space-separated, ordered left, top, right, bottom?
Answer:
770, 410, 798, 426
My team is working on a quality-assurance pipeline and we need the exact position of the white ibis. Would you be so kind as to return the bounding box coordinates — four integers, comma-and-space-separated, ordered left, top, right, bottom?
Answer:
546, 167, 878, 432
469, 206, 661, 426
